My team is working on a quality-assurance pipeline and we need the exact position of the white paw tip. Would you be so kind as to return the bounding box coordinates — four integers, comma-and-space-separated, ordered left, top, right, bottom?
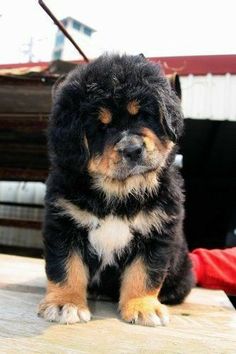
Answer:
129, 312, 139, 324
60, 304, 80, 324
145, 313, 162, 327
43, 305, 60, 322
160, 315, 170, 326
78, 309, 91, 322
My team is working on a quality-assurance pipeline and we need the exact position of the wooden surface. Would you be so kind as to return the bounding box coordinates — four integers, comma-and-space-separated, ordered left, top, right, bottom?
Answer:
0, 254, 236, 354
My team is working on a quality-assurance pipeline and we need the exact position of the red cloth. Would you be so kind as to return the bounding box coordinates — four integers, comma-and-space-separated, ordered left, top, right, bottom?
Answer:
189, 247, 236, 295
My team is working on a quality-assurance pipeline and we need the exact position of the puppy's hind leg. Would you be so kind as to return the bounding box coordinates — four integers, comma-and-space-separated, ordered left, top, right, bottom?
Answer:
159, 255, 194, 305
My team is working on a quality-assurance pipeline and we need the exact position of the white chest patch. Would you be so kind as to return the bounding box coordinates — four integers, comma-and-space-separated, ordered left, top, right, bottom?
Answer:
88, 215, 133, 267
55, 198, 169, 270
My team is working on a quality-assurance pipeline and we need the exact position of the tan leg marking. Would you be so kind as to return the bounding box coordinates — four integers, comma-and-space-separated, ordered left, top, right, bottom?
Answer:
38, 253, 91, 324
119, 258, 169, 327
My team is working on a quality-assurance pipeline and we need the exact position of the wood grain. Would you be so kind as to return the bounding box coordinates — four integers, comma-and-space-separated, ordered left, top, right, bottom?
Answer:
0, 254, 235, 353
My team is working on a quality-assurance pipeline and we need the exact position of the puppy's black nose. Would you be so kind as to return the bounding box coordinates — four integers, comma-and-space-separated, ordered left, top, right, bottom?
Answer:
122, 145, 143, 161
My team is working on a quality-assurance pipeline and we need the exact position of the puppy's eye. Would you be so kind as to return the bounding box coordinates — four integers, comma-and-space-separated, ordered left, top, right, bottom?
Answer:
106, 127, 117, 135
99, 122, 109, 131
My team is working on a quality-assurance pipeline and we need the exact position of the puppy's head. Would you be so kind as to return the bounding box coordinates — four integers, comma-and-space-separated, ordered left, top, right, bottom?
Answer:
49, 54, 183, 194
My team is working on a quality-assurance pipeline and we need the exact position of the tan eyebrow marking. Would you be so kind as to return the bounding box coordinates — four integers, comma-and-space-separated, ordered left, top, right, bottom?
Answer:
98, 107, 112, 124
127, 100, 140, 115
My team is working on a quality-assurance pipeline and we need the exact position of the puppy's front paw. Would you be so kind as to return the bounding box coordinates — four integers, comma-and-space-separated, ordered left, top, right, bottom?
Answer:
38, 301, 91, 324
120, 296, 169, 327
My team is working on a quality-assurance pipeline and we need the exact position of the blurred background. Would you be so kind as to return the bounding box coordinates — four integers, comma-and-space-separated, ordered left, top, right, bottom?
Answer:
0, 0, 236, 256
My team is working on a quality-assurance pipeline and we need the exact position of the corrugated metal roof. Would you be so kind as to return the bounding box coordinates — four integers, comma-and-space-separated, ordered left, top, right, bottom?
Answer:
150, 55, 236, 76
1, 55, 236, 75
180, 74, 236, 121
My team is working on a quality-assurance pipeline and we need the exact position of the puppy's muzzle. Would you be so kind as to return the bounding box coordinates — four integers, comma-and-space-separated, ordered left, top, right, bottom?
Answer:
119, 144, 144, 161
115, 135, 144, 163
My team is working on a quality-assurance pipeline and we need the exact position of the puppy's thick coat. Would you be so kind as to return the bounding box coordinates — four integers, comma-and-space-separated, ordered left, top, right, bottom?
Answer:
38, 54, 194, 327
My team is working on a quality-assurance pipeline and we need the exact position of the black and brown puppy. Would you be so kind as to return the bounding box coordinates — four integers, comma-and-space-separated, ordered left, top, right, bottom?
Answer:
38, 54, 194, 327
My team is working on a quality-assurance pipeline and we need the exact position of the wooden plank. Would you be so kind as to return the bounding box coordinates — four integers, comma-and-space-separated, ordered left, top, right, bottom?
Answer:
0, 113, 48, 129
0, 254, 235, 354
0, 219, 42, 230
0, 168, 48, 181
0, 143, 47, 154
0, 202, 44, 209
0, 254, 46, 292
0, 85, 52, 113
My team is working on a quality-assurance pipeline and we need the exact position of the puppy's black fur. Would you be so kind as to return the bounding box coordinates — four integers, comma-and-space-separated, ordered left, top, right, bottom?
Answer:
42, 54, 194, 323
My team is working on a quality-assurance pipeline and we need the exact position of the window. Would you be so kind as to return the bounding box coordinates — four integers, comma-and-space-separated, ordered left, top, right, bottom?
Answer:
72, 20, 81, 31
83, 26, 92, 36
55, 34, 64, 47
61, 18, 68, 27
53, 49, 62, 60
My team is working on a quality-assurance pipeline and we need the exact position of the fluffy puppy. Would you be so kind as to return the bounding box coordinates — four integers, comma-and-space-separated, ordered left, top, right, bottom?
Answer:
38, 54, 194, 327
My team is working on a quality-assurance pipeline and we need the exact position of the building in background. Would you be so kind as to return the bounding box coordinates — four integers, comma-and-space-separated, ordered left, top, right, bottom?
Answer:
52, 17, 96, 61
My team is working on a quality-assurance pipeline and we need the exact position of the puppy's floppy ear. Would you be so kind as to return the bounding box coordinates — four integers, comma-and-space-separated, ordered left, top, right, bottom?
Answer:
48, 85, 89, 173
166, 73, 182, 100
138, 53, 145, 59
51, 74, 67, 101
157, 75, 184, 142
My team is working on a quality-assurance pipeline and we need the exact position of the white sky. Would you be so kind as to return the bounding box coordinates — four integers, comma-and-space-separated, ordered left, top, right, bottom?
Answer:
0, 0, 235, 64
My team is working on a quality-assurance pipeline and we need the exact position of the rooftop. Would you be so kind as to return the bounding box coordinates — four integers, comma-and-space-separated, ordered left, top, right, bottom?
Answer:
0, 55, 236, 76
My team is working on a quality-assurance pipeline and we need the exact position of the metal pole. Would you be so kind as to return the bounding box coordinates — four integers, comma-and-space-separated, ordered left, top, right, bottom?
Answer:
38, 0, 89, 62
